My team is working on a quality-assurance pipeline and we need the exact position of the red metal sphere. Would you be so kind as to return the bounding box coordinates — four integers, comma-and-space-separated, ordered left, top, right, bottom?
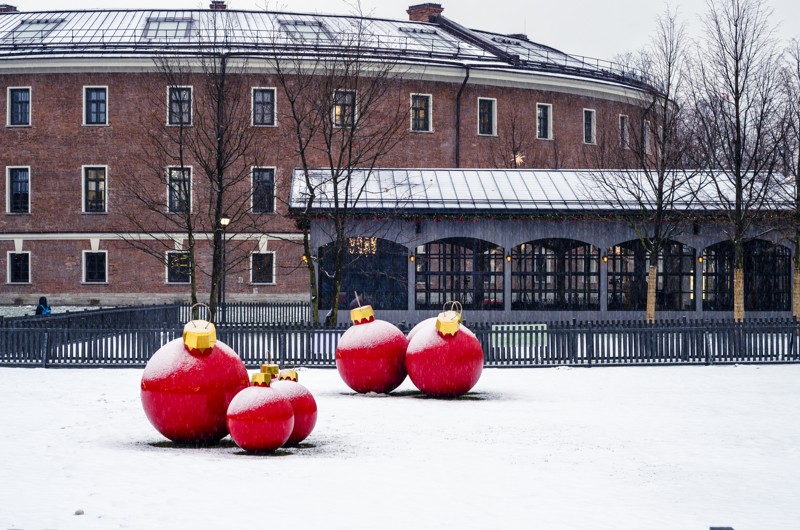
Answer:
336, 319, 408, 393
271, 380, 318, 445
141, 338, 249, 444
226, 385, 295, 452
406, 321, 484, 397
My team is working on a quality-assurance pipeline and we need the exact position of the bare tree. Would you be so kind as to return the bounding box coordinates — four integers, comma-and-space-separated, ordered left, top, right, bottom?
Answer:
688, 0, 786, 320
780, 40, 800, 317
589, 7, 697, 321
269, 11, 411, 325
121, 13, 267, 321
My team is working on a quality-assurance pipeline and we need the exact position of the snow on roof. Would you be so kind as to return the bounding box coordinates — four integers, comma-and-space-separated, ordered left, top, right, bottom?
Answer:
289, 168, 793, 214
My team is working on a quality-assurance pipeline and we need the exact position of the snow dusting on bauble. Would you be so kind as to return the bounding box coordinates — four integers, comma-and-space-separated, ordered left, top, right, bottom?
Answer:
335, 301, 408, 394
406, 302, 484, 397
140, 315, 249, 444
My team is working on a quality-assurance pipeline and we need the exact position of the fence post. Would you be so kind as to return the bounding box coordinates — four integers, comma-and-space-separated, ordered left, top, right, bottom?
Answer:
570, 318, 578, 365
586, 321, 593, 367
681, 316, 689, 362
41, 331, 49, 368
705, 320, 713, 365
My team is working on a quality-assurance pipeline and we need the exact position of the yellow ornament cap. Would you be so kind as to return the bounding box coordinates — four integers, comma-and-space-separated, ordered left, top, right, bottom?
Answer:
260, 364, 280, 378
436, 301, 463, 337
251, 372, 273, 387
278, 369, 299, 382
350, 304, 375, 325
183, 319, 217, 356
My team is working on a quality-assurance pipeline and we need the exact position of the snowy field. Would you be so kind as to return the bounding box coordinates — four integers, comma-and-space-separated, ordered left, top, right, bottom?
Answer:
1, 365, 799, 530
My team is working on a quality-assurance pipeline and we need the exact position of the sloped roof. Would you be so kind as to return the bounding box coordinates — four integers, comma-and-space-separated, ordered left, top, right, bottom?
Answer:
0, 8, 648, 89
289, 168, 792, 214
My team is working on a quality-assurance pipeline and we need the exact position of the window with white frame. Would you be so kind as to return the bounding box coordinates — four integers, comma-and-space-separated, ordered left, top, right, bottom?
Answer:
643, 120, 652, 155
251, 252, 275, 284
583, 109, 596, 144
619, 115, 629, 149
279, 20, 333, 42
167, 167, 191, 213
5, 19, 63, 42
143, 18, 194, 39
410, 94, 432, 132
83, 166, 107, 213
7, 166, 29, 214
8, 87, 30, 126
166, 251, 191, 283
83, 251, 107, 283
167, 86, 192, 126
333, 90, 356, 128
252, 88, 276, 126
536, 103, 552, 140
478, 98, 496, 136
84, 87, 107, 125
8, 251, 30, 284
252, 167, 275, 213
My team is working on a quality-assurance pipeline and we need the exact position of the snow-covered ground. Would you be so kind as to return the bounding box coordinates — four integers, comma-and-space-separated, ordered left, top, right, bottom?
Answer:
1, 365, 798, 530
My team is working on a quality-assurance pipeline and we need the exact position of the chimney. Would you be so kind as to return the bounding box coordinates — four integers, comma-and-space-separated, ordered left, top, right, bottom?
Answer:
0, 4, 19, 13
209, 0, 227, 10
407, 3, 444, 22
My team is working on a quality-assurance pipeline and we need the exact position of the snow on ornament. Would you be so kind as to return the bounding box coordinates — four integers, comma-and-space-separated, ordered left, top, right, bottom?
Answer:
140, 311, 249, 444
335, 294, 408, 394
226, 369, 295, 452
406, 302, 484, 397
271, 369, 318, 446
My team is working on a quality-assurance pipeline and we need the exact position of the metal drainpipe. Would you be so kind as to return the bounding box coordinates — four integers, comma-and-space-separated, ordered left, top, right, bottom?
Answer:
454, 64, 470, 168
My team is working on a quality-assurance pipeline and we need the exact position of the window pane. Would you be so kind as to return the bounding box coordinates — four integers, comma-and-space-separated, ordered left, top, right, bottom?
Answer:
85, 252, 106, 283
619, 115, 629, 148
84, 167, 106, 212
168, 87, 191, 125
411, 95, 430, 131
584, 110, 594, 144
9, 88, 30, 126
9, 253, 30, 283
253, 89, 275, 126
479, 99, 494, 135
334, 90, 355, 127
85, 88, 107, 125
252, 253, 274, 283
537, 104, 550, 139
9, 168, 29, 213
252, 168, 275, 213
167, 252, 191, 283
168, 168, 190, 213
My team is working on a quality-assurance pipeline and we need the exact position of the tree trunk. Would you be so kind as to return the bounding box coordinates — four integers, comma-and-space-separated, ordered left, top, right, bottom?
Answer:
733, 268, 745, 322
646, 265, 658, 323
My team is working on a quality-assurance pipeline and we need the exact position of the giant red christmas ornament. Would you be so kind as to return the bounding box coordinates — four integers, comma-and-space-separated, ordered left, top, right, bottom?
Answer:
335, 303, 408, 393
226, 371, 295, 452
406, 303, 484, 397
141, 318, 249, 444
271, 369, 318, 446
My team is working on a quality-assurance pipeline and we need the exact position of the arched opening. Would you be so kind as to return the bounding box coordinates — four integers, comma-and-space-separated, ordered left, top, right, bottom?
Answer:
510, 238, 600, 310
414, 237, 504, 310
318, 237, 408, 311
607, 239, 696, 311
702, 240, 791, 311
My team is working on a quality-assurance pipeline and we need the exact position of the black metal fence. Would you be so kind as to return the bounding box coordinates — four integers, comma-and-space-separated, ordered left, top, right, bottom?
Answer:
2, 317, 799, 369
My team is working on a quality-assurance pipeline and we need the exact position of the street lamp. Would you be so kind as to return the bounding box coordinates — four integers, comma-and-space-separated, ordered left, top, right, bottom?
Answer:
218, 214, 231, 321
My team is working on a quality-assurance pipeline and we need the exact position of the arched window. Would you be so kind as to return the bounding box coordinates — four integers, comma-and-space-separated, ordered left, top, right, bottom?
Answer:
318, 238, 408, 311
510, 238, 599, 310
608, 239, 696, 311
415, 237, 504, 310
702, 240, 791, 311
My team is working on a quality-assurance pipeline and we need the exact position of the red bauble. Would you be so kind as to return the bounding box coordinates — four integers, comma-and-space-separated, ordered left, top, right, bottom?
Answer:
271, 380, 318, 445
226, 385, 295, 452
336, 319, 408, 393
406, 321, 484, 397
141, 338, 249, 444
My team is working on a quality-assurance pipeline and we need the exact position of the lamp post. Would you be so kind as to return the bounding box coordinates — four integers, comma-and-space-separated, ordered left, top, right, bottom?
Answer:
218, 214, 231, 322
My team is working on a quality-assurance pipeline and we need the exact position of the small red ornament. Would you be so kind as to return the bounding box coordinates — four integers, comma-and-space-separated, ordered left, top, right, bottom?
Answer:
406, 303, 483, 397
141, 318, 249, 444
271, 370, 318, 446
336, 304, 408, 394
227, 373, 295, 452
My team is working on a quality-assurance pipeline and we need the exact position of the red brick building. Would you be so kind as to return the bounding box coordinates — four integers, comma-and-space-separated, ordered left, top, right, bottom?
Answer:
0, 3, 653, 306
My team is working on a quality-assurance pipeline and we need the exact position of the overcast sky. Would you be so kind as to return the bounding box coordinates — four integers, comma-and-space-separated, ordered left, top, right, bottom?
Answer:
13, 0, 800, 61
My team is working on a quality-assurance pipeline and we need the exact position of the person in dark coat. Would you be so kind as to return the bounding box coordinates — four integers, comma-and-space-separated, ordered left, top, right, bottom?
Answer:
35, 296, 52, 315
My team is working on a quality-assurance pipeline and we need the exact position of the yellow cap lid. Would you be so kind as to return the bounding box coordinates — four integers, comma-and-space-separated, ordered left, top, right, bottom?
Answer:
251, 372, 272, 386
183, 320, 216, 354
260, 364, 280, 377
350, 305, 375, 325
436, 301, 462, 337
278, 369, 298, 382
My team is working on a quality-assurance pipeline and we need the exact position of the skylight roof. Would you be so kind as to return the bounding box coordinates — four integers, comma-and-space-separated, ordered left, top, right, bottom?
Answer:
279, 19, 333, 43
4, 18, 64, 42
142, 17, 195, 39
